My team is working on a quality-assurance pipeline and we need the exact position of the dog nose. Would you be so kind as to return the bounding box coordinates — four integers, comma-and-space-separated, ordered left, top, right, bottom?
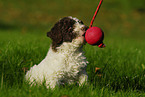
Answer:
84, 26, 89, 31
82, 26, 89, 37
82, 26, 89, 31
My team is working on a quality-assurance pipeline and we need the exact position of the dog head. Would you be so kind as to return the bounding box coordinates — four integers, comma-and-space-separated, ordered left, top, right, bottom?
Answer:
47, 16, 88, 51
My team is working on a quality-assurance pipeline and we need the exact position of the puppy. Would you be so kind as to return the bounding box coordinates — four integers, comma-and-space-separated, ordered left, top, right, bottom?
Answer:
25, 16, 89, 89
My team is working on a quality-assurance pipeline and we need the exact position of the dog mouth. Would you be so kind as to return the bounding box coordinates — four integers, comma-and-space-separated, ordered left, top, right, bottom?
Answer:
82, 26, 88, 37
82, 32, 86, 37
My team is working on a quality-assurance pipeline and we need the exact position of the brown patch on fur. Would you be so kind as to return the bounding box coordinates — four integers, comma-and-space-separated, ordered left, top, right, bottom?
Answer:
47, 17, 77, 51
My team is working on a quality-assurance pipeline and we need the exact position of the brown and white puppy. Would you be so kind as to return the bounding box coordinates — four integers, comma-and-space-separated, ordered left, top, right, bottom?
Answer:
25, 16, 89, 89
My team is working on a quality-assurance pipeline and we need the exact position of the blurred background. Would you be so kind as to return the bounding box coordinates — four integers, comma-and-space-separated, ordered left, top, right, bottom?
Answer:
0, 0, 145, 43
0, 0, 145, 92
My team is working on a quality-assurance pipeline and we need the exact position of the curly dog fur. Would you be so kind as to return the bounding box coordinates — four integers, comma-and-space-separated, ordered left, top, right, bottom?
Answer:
25, 16, 89, 88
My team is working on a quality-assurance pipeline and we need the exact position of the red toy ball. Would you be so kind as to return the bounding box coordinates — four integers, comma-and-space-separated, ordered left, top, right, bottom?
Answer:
85, 27, 105, 47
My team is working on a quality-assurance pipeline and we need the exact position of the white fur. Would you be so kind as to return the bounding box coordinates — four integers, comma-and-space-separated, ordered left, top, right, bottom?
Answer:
25, 17, 88, 89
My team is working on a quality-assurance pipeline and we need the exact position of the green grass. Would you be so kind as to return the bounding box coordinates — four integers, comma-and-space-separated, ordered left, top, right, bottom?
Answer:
0, 0, 145, 96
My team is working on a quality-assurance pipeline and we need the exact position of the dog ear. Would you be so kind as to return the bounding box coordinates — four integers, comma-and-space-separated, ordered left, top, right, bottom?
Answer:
62, 30, 76, 42
47, 21, 64, 51
47, 29, 63, 44
60, 17, 76, 42
47, 17, 76, 51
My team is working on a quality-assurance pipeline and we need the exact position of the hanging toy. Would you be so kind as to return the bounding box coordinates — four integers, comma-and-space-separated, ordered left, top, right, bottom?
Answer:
85, 0, 105, 48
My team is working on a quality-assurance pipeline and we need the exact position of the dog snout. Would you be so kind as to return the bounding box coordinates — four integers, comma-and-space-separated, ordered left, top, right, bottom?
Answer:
82, 26, 89, 31
82, 26, 89, 37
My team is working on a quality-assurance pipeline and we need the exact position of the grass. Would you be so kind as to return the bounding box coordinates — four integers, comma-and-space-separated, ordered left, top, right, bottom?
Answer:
0, 0, 145, 96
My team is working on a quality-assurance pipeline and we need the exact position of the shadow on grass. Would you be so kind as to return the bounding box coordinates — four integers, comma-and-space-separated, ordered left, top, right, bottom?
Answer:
137, 8, 145, 14
0, 22, 17, 30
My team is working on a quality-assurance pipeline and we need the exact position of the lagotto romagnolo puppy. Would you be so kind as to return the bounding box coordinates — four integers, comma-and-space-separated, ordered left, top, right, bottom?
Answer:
25, 16, 89, 89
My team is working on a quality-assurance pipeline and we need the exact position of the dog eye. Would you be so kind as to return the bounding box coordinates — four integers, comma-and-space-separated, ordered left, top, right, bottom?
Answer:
81, 27, 85, 31
81, 26, 88, 31
78, 20, 84, 24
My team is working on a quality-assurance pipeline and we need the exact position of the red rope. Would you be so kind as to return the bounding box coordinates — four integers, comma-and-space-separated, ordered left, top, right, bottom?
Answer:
89, 0, 103, 28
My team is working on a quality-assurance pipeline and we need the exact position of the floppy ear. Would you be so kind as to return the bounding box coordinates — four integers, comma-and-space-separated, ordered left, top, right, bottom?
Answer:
47, 28, 63, 44
47, 21, 64, 51
47, 17, 76, 51
62, 30, 76, 42
60, 17, 76, 42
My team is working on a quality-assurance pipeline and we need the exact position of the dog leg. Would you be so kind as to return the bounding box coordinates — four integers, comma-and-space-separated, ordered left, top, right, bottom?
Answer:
46, 79, 58, 89
78, 70, 88, 85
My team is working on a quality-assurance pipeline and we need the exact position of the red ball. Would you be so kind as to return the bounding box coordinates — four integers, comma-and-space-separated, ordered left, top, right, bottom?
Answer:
85, 27, 104, 45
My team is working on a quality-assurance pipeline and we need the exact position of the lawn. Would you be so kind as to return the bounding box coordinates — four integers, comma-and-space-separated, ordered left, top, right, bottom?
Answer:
0, 0, 145, 96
